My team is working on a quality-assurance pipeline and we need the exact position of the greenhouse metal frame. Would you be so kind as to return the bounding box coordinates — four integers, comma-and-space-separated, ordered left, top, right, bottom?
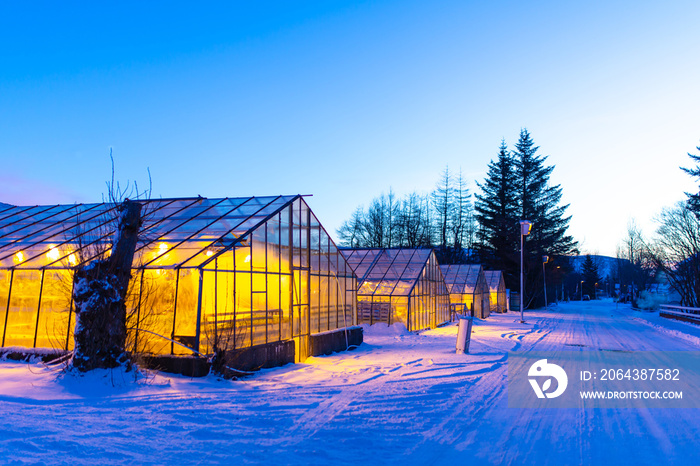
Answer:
0, 195, 357, 362
340, 248, 450, 331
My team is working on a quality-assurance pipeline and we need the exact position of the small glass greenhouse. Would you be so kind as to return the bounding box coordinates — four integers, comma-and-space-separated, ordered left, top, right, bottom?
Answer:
340, 248, 450, 331
440, 264, 490, 319
484, 270, 507, 313
0, 195, 357, 363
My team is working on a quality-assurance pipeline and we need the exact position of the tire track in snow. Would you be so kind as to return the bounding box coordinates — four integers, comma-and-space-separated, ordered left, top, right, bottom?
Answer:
284, 358, 427, 441
416, 364, 507, 452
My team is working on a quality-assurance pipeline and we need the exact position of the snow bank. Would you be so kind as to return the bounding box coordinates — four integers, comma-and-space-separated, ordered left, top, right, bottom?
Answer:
629, 314, 700, 348
0, 362, 174, 402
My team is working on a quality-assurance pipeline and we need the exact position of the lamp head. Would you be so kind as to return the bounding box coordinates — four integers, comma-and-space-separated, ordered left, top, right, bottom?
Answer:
519, 220, 532, 236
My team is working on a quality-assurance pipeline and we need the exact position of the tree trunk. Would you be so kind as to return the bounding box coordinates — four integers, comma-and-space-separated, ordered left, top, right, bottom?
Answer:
71, 200, 143, 371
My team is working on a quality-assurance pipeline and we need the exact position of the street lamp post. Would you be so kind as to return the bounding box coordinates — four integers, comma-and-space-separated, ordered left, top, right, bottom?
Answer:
580, 280, 584, 301
519, 220, 532, 323
542, 255, 549, 309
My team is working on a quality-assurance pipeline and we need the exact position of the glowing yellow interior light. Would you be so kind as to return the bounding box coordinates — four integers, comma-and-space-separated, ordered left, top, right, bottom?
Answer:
46, 247, 61, 261
68, 254, 78, 266
14, 251, 25, 264
205, 250, 214, 257
244, 254, 251, 263
158, 243, 169, 255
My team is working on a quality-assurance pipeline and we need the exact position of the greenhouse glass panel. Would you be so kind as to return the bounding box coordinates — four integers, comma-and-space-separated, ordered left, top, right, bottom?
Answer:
35, 270, 73, 349
310, 274, 321, 333
133, 269, 178, 355
251, 289, 268, 347
0, 271, 12, 343
267, 273, 282, 341
320, 275, 331, 332
4, 270, 42, 347
251, 228, 267, 272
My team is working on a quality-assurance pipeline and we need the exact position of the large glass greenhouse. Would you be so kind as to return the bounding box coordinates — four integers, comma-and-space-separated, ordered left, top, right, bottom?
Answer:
340, 248, 450, 331
440, 264, 490, 319
0, 195, 357, 366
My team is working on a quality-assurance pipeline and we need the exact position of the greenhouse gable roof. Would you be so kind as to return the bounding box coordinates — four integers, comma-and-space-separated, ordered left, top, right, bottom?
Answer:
340, 248, 434, 297
484, 270, 504, 292
440, 264, 484, 295
0, 195, 301, 271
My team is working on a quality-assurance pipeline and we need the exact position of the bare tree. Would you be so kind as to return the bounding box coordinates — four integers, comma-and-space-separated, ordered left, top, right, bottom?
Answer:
365, 195, 387, 247
451, 169, 475, 258
337, 207, 366, 248
69, 152, 152, 372
432, 167, 453, 248
338, 190, 409, 248
384, 189, 399, 248
653, 202, 700, 306
337, 167, 476, 253
616, 221, 656, 301
450, 169, 467, 248
397, 193, 428, 247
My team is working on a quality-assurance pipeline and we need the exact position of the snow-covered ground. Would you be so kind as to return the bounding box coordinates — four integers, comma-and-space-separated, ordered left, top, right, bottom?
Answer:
2, 300, 699, 465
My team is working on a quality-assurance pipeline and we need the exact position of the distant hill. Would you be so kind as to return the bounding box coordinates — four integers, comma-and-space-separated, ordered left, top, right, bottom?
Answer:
568, 255, 629, 280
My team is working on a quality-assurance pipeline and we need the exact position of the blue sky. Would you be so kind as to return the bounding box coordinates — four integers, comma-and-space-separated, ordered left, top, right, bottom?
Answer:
2, 1, 699, 256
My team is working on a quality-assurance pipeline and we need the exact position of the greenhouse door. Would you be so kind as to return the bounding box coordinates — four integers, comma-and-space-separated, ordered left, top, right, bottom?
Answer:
292, 268, 310, 362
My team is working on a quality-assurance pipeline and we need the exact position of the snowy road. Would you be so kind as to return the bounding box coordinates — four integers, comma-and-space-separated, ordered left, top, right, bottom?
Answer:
1, 300, 700, 465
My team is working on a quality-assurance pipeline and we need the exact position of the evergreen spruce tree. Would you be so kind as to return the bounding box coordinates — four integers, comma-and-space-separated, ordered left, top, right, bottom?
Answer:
475, 140, 520, 286
512, 129, 578, 306
475, 130, 577, 306
581, 254, 600, 299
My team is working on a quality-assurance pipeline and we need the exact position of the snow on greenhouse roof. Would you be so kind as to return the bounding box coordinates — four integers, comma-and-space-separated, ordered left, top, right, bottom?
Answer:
440, 264, 483, 295
483, 270, 504, 292
0, 195, 300, 270
340, 248, 433, 297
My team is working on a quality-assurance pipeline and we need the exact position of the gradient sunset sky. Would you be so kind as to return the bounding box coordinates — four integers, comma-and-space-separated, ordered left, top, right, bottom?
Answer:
2, 1, 699, 256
